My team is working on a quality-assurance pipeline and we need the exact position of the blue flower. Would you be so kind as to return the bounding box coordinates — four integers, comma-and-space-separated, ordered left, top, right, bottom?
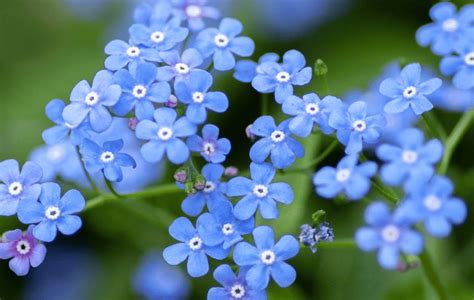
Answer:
171, 0, 220, 31
252, 50, 312, 103
0, 160, 42, 216
17, 183, 85, 242
0, 225, 47, 276
197, 200, 255, 249
416, 2, 474, 56
234, 52, 279, 83
196, 18, 255, 71
328, 101, 386, 154
113, 63, 171, 120
355, 202, 423, 270
227, 162, 293, 220
379, 63, 442, 115
156, 48, 203, 83
208, 264, 267, 300
42, 99, 91, 146
136, 107, 197, 164
401, 176, 467, 238
163, 217, 229, 277
440, 40, 474, 90
104, 39, 161, 71
187, 124, 231, 163
175, 70, 229, 124
431, 81, 474, 112
249, 116, 304, 169
181, 163, 228, 216
129, 4, 189, 51
79, 139, 136, 182
376, 128, 443, 190
282, 93, 343, 137
313, 155, 377, 200
63, 70, 122, 132
233, 226, 299, 290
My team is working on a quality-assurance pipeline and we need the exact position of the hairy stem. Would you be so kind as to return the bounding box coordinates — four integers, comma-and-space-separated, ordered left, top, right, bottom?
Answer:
422, 112, 447, 141
419, 251, 449, 300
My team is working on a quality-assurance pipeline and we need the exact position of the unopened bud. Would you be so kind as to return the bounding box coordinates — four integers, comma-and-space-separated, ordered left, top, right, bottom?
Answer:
128, 117, 139, 131
194, 174, 206, 191
165, 94, 178, 108
245, 124, 255, 140
314, 59, 328, 76
224, 166, 239, 177
174, 168, 188, 183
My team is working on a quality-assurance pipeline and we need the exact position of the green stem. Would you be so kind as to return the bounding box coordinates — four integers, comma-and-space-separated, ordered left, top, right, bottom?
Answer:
419, 251, 449, 300
323, 75, 330, 94
75, 146, 101, 195
317, 238, 356, 248
438, 110, 474, 175
371, 178, 399, 204
422, 112, 447, 141
261, 93, 270, 115
105, 179, 121, 198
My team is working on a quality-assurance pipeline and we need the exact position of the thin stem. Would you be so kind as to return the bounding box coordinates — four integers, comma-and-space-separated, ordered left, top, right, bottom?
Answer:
261, 93, 270, 115
75, 146, 101, 195
317, 238, 356, 249
422, 112, 447, 141
371, 178, 399, 204
287, 139, 339, 173
438, 110, 474, 175
323, 75, 330, 95
105, 179, 121, 198
419, 251, 449, 300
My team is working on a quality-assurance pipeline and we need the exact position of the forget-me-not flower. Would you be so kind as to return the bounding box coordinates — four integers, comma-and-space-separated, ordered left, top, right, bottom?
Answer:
17, 183, 85, 242
104, 39, 161, 71
156, 48, 203, 83
440, 40, 474, 90
234, 52, 279, 83
187, 124, 231, 163
171, 0, 220, 31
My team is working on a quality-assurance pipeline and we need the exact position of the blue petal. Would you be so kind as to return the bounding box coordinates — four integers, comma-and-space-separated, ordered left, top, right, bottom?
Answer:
233, 241, 259, 266
268, 182, 293, 204
60, 189, 85, 215
250, 162, 275, 184
205, 92, 228, 113
246, 264, 270, 290
56, 215, 82, 235
355, 227, 380, 251
258, 197, 278, 219
181, 193, 206, 217
229, 37, 255, 57
377, 245, 399, 269
33, 220, 58, 242
17, 199, 45, 224
166, 138, 190, 164
187, 251, 209, 277
234, 194, 259, 220
271, 262, 296, 288
249, 139, 273, 163
227, 177, 253, 196
169, 217, 195, 242
214, 49, 235, 71
140, 141, 166, 163
163, 243, 190, 265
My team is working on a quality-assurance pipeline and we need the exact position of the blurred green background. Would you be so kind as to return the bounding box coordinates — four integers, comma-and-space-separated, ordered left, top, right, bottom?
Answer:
0, 0, 473, 299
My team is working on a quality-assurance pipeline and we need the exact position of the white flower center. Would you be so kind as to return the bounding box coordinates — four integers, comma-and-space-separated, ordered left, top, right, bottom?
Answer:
188, 237, 203, 251
192, 92, 205, 103
45, 206, 61, 220
133, 85, 147, 99
403, 86, 417, 99
186, 5, 202, 18
204, 181, 216, 193
270, 130, 285, 143
157, 127, 173, 141
401, 150, 418, 164
126, 46, 140, 58
275, 71, 291, 83
464, 52, 474, 66
352, 120, 366, 132
8, 182, 23, 196
230, 284, 246, 299
381, 225, 400, 243
214, 34, 229, 48
253, 184, 268, 198
16, 240, 31, 255
202, 142, 215, 155
175, 63, 190, 75
260, 250, 276, 265
85, 91, 100, 106
305, 103, 320, 116
424, 195, 442, 212
442, 18, 459, 32
336, 168, 351, 183
151, 31, 165, 43
222, 223, 234, 236
47, 145, 65, 162
100, 151, 115, 163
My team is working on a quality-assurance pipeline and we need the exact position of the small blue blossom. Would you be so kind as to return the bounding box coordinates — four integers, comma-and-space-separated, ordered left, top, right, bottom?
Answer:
233, 226, 299, 290
104, 40, 161, 71
416, 2, 474, 56
63, 70, 122, 132
187, 124, 231, 163
17, 183, 85, 242
0, 160, 42, 216
401, 176, 467, 238
171, 0, 220, 31
0, 225, 47, 276
282, 93, 343, 137
42, 99, 91, 146
196, 18, 255, 71
376, 128, 443, 190
163, 217, 229, 277
299, 222, 334, 253
313, 154, 377, 200
175, 70, 229, 124
249, 116, 304, 169
208, 264, 267, 300
79, 139, 136, 182
136, 107, 197, 164
440, 40, 474, 90
252, 50, 312, 103
328, 101, 386, 154
197, 200, 255, 249
234, 52, 279, 83
113, 63, 171, 120
379, 63, 442, 115
227, 162, 294, 220
181, 163, 228, 216
355, 202, 423, 270
156, 48, 203, 83
431, 82, 474, 112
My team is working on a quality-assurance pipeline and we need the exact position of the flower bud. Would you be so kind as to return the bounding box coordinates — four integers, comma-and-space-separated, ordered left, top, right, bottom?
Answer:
128, 117, 139, 131
224, 166, 239, 177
